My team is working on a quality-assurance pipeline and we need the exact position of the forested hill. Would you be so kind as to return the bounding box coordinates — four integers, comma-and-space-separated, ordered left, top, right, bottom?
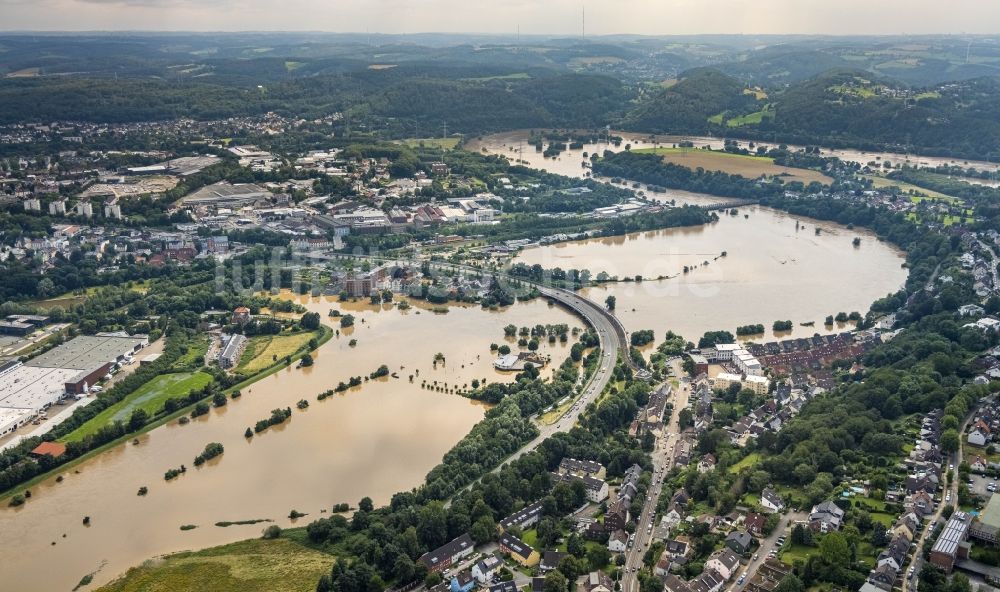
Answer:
0, 71, 625, 133
622, 68, 1000, 160
622, 69, 757, 134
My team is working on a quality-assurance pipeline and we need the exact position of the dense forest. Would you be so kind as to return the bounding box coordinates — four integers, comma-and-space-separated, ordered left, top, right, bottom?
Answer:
4, 35, 1000, 159
622, 68, 1000, 160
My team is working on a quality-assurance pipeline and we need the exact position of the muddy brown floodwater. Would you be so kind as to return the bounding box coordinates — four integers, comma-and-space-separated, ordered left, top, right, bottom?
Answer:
515, 206, 907, 342
0, 297, 580, 591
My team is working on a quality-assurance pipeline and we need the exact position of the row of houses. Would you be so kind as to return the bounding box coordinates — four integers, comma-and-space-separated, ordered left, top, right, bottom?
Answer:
661, 548, 741, 592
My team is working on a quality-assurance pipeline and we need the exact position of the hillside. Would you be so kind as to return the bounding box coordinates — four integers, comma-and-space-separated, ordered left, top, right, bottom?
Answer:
622, 68, 1000, 159
622, 68, 758, 133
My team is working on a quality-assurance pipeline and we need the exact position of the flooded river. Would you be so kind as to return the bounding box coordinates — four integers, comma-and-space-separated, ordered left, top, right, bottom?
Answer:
0, 297, 579, 591
469, 132, 908, 343
515, 207, 907, 342
468, 129, 1000, 177
3, 130, 914, 591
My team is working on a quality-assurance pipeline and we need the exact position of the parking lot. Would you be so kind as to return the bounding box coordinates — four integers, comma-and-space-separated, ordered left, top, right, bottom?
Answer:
968, 473, 997, 498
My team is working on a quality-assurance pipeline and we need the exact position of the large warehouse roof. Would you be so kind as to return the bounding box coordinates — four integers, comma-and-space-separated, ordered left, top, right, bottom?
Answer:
25, 335, 145, 371
0, 366, 79, 410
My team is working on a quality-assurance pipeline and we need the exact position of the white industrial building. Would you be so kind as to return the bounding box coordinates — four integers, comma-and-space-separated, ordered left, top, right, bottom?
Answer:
0, 407, 35, 437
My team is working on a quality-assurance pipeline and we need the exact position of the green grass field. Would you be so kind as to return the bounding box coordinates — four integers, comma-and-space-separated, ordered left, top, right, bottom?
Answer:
59, 372, 212, 442
779, 543, 816, 564
95, 537, 334, 592
238, 331, 319, 374
400, 137, 461, 150
728, 452, 762, 474
725, 107, 774, 127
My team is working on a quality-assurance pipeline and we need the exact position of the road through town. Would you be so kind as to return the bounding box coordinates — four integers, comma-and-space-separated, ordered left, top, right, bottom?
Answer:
622, 359, 690, 592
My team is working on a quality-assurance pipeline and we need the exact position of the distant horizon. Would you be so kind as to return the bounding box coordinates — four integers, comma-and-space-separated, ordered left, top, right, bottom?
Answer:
1, 30, 999, 38
3, 0, 1000, 36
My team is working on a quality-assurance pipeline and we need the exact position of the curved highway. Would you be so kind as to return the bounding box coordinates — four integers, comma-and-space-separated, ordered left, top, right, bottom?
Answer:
316, 254, 629, 469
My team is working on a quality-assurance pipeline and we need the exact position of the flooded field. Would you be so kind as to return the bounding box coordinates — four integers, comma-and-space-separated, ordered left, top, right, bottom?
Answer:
0, 297, 580, 591
468, 130, 1000, 177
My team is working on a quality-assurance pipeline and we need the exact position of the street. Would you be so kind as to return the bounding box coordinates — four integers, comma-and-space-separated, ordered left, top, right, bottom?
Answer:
621, 360, 690, 592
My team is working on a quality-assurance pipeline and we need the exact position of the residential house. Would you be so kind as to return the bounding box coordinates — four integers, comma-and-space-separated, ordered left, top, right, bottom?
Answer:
867, 563, 897, 591
904, 491, 935, 518
605, 499, 629, 531
745, 559, 793, 592
705, 548, 740, 581
698, 453, 717, 473
449, 570, 475, 592
583, 521, 609, 541
499, 500, 544, 532
809, 501, 846, 533
726, 531, 753, 555
745, 512, 768, 537
499, 532, 540, 567
558, 458, 606, 480
905, 472, 940, 495
620, 464, 643, 503
968, 424, 990, 447
608, 529, 628, 553
893, 513, 920, 542
232, 306, 251, 325
472, 555, 501, 584
418, 533, 475, 573
655, 539, 692, 576
761, 488, 785, 513
580, 571, 614, 592
551, 471, 609, 503
539, 550, 566, 573
877, 536, 909, 571
488, 583, 518, 592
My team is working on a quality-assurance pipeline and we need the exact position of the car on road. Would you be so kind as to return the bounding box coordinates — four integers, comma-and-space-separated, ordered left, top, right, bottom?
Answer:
737, 575, 745, 585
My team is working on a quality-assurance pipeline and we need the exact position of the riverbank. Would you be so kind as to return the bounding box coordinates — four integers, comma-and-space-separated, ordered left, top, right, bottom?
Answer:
0, 325, 332, 505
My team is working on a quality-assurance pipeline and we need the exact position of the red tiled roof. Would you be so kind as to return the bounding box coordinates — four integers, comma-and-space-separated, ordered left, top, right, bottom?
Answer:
31, 441, 67, 458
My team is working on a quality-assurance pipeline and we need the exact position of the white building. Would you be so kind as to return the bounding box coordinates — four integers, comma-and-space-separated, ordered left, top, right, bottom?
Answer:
704, 549, 740, 581
714, 343, 741, 361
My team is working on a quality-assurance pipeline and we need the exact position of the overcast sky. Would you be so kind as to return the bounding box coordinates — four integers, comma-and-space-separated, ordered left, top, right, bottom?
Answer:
2, 0, 999, 35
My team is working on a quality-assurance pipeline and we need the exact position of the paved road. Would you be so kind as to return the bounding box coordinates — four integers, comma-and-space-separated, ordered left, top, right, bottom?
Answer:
731, 510, 807, 590
622, 360, 689, 592
488, 287, 623, 470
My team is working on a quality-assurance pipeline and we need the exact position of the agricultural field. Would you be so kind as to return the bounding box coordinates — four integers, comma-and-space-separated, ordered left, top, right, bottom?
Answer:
238, 331, 318, 374
95, 537, 334, 592
59, 372, 212, 442
633, 147, 832, 185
